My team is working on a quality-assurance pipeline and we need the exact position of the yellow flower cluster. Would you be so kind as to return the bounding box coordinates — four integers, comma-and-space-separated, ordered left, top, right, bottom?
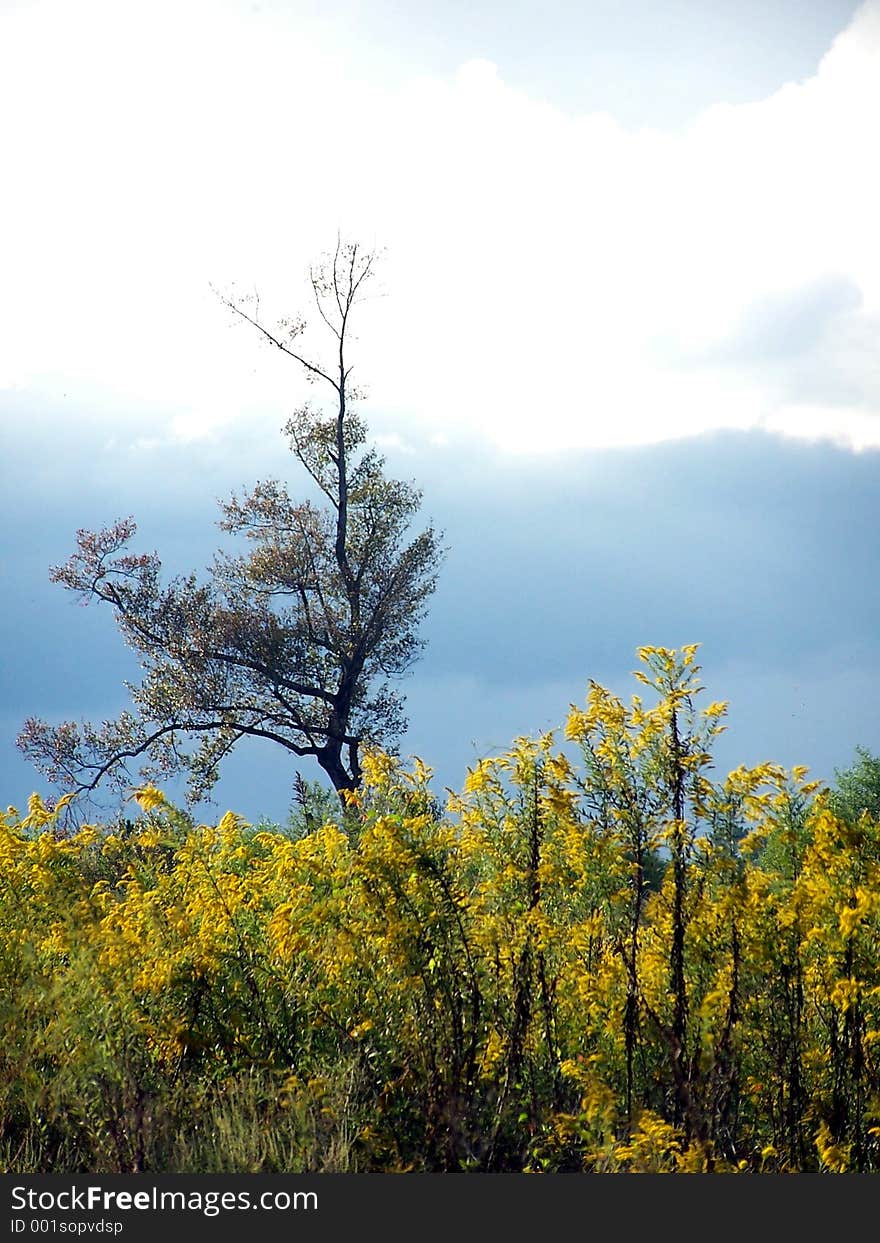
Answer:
2, 646, 879, 1173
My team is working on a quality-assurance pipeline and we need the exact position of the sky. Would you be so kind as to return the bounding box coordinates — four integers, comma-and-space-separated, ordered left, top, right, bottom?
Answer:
1, 0, 878, 823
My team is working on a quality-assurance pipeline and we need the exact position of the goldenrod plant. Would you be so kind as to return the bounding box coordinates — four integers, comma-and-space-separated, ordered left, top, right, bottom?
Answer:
2, 648, 878, 1172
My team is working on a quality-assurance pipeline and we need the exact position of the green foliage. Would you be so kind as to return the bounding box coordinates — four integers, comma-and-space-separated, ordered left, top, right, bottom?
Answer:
830, 746, 880, 826
3, 648, 880, 1173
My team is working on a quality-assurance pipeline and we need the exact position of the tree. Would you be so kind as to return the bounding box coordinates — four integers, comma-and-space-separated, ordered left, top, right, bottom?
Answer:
19, 239, 444, 806
829, 746, 880, 825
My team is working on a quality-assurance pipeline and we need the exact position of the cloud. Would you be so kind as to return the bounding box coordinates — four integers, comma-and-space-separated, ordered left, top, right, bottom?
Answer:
1, 0, 879, 453
706, 276, 864, 365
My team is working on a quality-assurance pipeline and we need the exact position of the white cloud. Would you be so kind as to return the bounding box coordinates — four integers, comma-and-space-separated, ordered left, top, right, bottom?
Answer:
373, 432, 416, 455
761, 403, 880, 452
1, 0, 879, 453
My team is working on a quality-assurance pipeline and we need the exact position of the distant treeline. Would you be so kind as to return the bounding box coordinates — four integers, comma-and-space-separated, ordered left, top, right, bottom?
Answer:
2, 647, 879, 1173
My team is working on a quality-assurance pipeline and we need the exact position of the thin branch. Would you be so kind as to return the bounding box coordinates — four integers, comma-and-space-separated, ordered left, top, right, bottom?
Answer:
213, 287, 339, 390
311, 270, 342, 340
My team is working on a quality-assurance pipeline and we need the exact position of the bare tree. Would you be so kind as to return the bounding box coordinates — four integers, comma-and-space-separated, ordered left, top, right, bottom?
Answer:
19, 239, 444, 806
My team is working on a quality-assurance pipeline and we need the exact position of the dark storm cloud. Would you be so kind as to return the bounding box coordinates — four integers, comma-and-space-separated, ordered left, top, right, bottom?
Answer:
403, 430, 880, 795
420, 430, 880, 679
4, 396, 877, 821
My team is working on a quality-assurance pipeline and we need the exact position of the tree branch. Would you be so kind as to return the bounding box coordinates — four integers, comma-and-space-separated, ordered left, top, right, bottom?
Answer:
213, 287, 339, 391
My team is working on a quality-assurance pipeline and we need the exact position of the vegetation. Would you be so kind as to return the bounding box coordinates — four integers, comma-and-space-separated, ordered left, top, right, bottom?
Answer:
830, 747, 880, 827
3, 646, 879, 1174
17, 239, 443, 805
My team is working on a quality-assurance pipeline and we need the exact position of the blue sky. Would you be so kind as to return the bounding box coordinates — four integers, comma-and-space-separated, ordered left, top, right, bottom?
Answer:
2, 0, 878, 823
